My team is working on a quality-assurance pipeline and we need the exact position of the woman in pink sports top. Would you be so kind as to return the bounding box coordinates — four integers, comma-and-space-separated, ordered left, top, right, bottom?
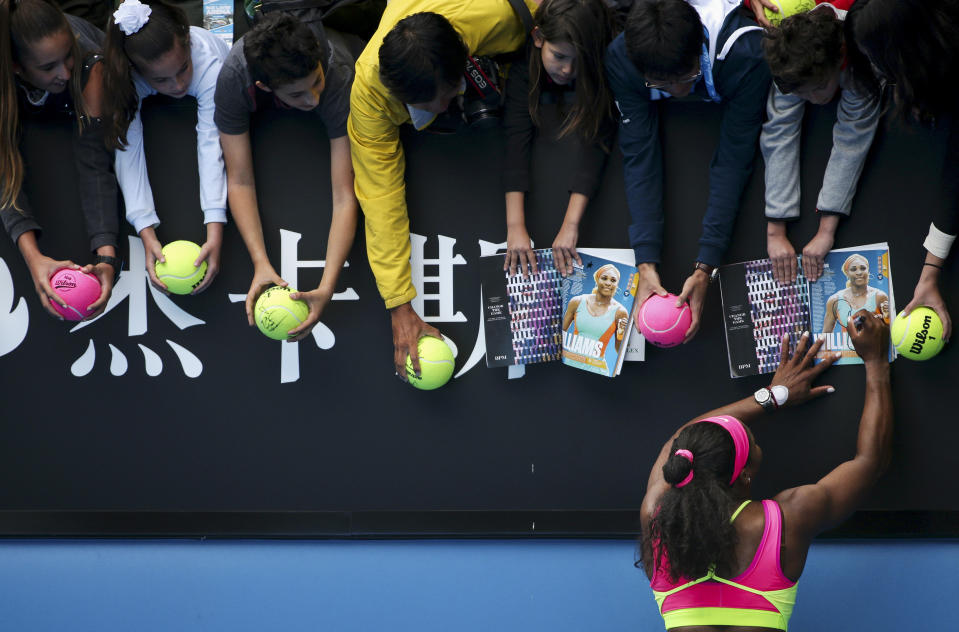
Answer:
638, 310, 893, 631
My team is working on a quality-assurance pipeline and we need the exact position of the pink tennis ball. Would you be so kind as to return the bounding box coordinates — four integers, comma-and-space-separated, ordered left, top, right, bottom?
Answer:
637, 293, 692, 348
49, 268, 101, 321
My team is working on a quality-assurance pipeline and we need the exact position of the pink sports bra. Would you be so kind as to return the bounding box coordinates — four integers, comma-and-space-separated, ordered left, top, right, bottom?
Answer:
649, 499, 798, 630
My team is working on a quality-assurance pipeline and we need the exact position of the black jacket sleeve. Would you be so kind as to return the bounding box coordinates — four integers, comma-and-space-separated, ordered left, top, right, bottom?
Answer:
503, 47, 535, 194
569, 117, 614, 200
1, 189, 41, 245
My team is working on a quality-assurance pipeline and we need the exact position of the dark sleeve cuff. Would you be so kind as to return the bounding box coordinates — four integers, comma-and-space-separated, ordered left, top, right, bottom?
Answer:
89, 231, 119, 252
1, 193, 41, 245
503, 170, 530, 194
633, 244, 661, 266
695, 244, 724, 269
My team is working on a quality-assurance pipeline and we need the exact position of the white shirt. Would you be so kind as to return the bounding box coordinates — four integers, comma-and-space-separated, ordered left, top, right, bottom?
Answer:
116, 26, 230, 234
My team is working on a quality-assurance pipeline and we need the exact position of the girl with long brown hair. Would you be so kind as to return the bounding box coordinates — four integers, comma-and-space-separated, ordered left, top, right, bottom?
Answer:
102, 0, 228, 294
0, 0, 120, 319
503, 0, 617, 277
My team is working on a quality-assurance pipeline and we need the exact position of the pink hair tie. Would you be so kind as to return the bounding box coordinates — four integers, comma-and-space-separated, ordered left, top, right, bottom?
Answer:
674, 449, 694, 488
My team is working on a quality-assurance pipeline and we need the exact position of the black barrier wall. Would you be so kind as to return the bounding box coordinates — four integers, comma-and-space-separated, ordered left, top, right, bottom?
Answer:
1, 86, 957, 537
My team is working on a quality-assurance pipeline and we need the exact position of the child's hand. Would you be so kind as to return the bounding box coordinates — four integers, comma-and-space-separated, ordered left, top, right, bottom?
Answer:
25, 253, 78, 320
767, 222, 797, 285
505, 223, 537, 277
286, 286, 334, 342
192, 222, 224, 294
82, 261, 116, 319
552, 221, 581, 277
245, 262, 287, 327
139, 227, 168, 294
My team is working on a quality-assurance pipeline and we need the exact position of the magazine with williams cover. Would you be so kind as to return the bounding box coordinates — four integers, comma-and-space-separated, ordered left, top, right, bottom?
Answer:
481, 249, 642, 375
559, 253, 638, 377
718, 243, 895, 378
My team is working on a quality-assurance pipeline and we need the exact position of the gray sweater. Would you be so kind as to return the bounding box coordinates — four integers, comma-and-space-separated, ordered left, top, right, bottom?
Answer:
760, 69, 879, 219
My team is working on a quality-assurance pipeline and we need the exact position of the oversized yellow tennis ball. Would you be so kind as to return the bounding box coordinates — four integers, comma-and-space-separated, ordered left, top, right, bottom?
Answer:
254, 286, 309, 340
155, 240, 208, 295
891, 307, 945, 361
405, 335, 455, 390
764, 0, 817, 26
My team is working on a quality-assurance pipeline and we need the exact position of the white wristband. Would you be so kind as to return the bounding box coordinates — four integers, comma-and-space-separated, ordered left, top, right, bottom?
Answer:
923, 222, 956, 260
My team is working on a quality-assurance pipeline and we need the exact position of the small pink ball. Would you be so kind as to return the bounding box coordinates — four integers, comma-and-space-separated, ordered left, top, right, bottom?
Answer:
49, 269, 102, 321
636, 293, 692, 348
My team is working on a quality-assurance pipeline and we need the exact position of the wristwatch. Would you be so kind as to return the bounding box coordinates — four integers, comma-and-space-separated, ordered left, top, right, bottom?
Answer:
694, 262, 719, 284
754, 385, 789, 411
94, 254, 122, 283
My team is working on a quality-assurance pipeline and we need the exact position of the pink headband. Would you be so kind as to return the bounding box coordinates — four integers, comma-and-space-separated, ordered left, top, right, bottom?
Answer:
672, 416, 750, 488
700, 415, 750, 486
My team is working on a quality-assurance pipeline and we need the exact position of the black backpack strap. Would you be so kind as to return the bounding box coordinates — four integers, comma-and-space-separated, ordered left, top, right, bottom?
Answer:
506, 0, 535, 35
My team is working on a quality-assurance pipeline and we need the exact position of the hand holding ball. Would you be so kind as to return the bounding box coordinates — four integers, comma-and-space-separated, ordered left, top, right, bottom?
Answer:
891, 307, 945, 360
406, 335, 455, 390
254, 286, 309, 340
154, 240, 207, 295
764, 0, 817, 26
637, 293, 692, 348
49, 268, 101, 321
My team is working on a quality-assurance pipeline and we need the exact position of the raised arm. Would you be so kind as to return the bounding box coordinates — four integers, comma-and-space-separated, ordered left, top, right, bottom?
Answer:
642, 332, 840, 519
775, 312, 892, 537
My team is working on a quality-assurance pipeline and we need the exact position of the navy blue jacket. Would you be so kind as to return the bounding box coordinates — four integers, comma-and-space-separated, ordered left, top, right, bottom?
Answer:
605, 8, 770, 267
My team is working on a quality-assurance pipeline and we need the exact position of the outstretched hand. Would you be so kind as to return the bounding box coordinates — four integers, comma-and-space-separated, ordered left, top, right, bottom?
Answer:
391, 302, 442, 381
904, 275, 952, 343
748, 0, 777, 28
26, 254, 78, 320
676, 270, 709, 343
770, 331, 841, 406
286, 286, 333, 342
81, 261, 116, 319
245, 262, 287, 327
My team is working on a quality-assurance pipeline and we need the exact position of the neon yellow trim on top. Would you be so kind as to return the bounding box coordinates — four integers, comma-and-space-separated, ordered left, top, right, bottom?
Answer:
662, 606, 788, 629
729, 499, 751, 522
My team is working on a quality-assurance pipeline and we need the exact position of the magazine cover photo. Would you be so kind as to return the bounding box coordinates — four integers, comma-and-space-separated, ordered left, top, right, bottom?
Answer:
809, 247, 894, 363
560, 257, 637, 377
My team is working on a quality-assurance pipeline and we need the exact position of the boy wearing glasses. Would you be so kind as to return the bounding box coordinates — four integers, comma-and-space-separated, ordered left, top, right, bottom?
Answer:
605, 0, 769, 343
760, 1, 879, 285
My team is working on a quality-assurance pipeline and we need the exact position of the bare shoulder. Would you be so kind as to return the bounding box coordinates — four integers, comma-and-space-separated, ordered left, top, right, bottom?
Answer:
773, 484, 829, 538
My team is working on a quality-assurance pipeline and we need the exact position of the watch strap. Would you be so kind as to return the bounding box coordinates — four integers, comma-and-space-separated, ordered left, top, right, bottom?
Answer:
95, 255, 122, 282
694, 261, 719, 284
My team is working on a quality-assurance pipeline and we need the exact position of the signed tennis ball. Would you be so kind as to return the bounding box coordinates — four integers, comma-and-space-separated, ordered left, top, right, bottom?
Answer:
155, 240, 207, 295
49, 268, 101, 321
891, 307, 945, 361
764, 0, 817, 26
405, 335, 455, 390
637, 293, 692, 348
254, 286, 309, 340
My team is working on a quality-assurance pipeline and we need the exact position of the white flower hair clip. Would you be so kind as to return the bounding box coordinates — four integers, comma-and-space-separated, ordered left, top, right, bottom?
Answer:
113, 0, 152, 36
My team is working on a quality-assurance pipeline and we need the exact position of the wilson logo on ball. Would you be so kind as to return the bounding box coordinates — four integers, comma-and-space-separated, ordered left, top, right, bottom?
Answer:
910, 314, 936, 355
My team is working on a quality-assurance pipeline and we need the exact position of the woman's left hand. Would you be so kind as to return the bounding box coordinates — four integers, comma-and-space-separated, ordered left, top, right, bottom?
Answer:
192, 222, 224, 294
552, 221, 581, 277
770, 331, 841, 406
